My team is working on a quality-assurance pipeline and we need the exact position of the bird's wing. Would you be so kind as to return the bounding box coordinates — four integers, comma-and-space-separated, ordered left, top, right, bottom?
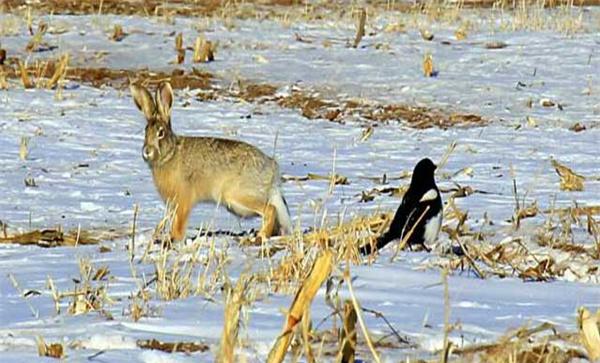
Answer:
360, 187, 440, 255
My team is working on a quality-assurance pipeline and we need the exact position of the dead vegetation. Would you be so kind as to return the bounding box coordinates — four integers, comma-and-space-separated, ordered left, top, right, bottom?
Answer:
454, 322, 586, 363
137, 338, 209, 354
0, 227, 126, 247
551, 157, 586, 191
6, 190, 600, 360
2, 0, 598, 18
36, 336, 64, 359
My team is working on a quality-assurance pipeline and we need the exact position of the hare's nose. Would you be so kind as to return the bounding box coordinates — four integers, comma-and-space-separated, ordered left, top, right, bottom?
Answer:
142, 146, 153, 161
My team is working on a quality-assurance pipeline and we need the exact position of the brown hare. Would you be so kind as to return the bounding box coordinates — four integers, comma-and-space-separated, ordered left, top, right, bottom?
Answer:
130, 81, 292, 241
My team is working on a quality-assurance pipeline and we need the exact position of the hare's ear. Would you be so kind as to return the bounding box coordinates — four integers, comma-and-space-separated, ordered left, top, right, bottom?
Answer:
156, 82, 173, 122
130, 84, 155, 121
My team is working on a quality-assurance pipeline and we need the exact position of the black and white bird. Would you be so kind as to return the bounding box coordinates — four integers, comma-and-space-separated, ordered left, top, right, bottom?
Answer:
361, 158, 443, 255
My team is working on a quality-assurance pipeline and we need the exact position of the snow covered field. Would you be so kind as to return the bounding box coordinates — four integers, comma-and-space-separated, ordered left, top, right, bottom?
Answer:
1, 3, 599, 362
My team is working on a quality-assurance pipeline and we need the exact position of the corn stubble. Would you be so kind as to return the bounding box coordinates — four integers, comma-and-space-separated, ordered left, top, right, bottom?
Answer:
193, 35, 215, 63
36, 336, 64, 359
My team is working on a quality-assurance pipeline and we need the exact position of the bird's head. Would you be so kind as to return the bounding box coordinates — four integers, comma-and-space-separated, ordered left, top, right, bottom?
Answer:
414, 158, 437, 174
411, 158, 437, 186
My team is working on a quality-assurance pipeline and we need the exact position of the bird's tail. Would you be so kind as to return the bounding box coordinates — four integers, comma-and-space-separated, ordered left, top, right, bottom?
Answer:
359, 232, 394, 255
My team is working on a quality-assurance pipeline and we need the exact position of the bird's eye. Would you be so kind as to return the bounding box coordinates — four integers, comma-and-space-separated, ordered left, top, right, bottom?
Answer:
157, 127, 165, 139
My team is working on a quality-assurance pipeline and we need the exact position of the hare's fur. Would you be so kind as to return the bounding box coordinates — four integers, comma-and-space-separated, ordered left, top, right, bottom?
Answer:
131, 82, 291, 241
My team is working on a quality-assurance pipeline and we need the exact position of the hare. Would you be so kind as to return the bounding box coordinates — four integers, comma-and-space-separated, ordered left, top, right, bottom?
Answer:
130, 81, 292, 241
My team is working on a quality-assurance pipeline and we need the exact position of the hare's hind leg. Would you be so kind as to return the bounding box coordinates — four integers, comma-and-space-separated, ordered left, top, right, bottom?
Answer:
171, 199, 192, 241
259, 204, 277, 240
223, 192, 276, 239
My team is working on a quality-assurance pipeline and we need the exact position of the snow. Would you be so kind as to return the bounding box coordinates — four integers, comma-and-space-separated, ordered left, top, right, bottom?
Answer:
1, 6, 600, 362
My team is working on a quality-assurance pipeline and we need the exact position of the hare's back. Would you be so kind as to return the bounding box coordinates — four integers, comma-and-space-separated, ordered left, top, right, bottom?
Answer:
180, 136, 278, 174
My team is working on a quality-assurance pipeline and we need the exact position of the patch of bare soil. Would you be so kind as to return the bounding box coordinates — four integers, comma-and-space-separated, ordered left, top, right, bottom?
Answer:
2, 58, 485, 128
231, 83, 487, 128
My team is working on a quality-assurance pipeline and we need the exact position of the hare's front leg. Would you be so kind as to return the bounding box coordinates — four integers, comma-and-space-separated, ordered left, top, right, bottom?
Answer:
171, 200, 192, 241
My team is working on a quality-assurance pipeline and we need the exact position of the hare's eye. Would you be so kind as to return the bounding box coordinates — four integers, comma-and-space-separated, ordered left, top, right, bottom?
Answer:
157, 127, 165, 139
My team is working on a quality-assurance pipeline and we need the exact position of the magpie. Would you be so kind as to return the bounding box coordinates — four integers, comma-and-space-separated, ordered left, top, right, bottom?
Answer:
361, 158, 443, 255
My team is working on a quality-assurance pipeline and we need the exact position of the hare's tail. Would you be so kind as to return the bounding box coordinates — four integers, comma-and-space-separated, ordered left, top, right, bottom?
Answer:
269, 188, 292, 235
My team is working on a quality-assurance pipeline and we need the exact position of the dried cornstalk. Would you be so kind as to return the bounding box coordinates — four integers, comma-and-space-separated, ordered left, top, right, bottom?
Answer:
175, 32, 185, 64
301, 309, 316, 363
26, 22, 47, 52
110, 24, 126, 41
336, 299, 357, 363
218, 275, 253, 363
423, 53, 434, 77
0, 70, 7, 90
267, 250, 333, 363
441, 268, 452, 363
344, 267, 381, 363
193, 36, 215, 63
551, 158, 585, 191
19, 136, 29, 160
175, 32, 183, 51
18, 60, 33, 88
352, 8, 366, 48
46, 54, 69, 89
420, 29, 434, 41
36, 336, 64, 358
577, 307, 600, 361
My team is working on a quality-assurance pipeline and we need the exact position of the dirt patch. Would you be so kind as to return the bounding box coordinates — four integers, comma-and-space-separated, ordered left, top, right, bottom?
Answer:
233, 85, 487, 128
238, 83, 278, 102
2, 59, 485, 128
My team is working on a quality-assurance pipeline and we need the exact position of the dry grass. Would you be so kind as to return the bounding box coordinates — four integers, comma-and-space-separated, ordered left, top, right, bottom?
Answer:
454, 322, 586, 363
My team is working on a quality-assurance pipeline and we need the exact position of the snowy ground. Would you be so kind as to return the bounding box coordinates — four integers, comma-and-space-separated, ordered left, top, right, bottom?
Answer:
1, 6, 600, 362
